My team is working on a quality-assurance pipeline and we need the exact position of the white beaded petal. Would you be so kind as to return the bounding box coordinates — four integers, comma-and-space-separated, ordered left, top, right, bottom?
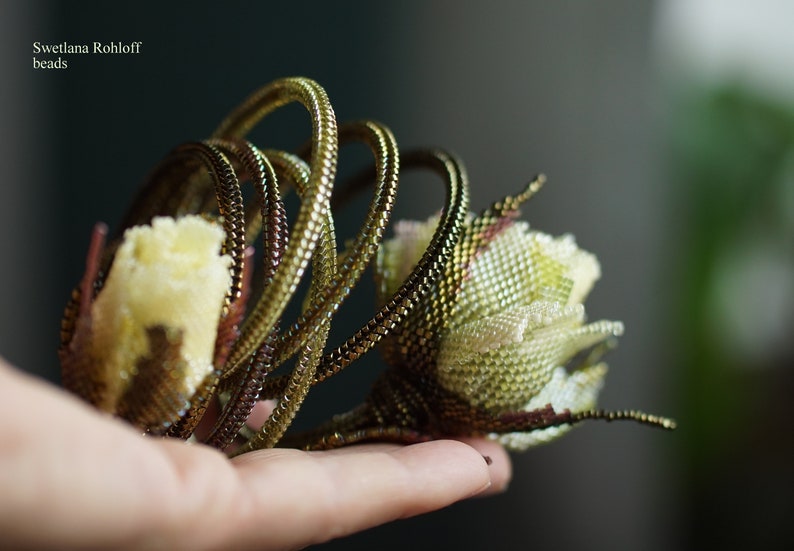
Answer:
438, 300, 623, 411
496, 363, 607, 450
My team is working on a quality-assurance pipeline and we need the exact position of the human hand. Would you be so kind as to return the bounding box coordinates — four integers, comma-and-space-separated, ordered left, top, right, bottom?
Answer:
0, 358, 510, 550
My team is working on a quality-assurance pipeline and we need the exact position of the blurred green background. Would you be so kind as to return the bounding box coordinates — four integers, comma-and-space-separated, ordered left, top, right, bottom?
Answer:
1, 1, 791, 549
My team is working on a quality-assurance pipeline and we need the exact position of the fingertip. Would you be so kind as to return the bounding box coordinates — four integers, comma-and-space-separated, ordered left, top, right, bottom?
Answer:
389, 439, 494, 502
229, 440, 494, 548
456, 437, 513, 496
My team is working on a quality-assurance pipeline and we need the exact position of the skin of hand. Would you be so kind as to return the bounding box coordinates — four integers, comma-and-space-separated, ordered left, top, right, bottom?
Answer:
0, 357, 511, 550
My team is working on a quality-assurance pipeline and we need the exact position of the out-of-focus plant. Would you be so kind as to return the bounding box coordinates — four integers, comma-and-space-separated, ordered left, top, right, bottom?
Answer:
670, 85, 794, 546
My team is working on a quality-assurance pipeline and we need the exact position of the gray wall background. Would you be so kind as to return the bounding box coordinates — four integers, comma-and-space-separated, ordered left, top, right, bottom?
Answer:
2, 2, 678, 549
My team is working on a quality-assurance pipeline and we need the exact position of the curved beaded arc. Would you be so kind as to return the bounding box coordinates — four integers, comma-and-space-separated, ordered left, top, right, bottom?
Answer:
216, 78, 340, 374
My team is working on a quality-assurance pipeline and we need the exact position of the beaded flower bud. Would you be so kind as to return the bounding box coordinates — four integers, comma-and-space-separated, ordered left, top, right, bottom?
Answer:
292, 176, 673, 451
381, 214, 623, 449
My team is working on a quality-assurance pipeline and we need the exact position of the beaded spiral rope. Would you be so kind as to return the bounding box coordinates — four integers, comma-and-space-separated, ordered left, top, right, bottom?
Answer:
59, 77, 674, 455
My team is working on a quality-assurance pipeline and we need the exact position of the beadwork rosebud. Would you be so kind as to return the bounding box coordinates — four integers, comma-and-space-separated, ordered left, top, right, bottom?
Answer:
61, 216, 233, 433
377, 214, 623, 450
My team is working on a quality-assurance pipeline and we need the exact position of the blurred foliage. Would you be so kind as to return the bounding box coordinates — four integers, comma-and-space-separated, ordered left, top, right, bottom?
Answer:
670, 86, 794, 548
